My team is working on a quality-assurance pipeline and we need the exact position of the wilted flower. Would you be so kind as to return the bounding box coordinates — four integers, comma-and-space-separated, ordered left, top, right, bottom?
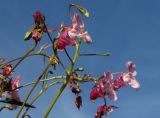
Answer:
71, 86, 81, 95
90, 71, 117, 101
33, 11, 45, 24
95, 105, 117, 118
113, 61, 140, 90
75, 96, 82, 109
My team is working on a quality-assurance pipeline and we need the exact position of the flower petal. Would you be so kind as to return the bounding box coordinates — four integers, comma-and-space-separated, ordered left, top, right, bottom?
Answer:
129, 78, 140, 90
126, 61, 137, 76
9, 91, 20, 109
108, 89, 118, 101
104, 71, 113, 81
12, 76, 21, 90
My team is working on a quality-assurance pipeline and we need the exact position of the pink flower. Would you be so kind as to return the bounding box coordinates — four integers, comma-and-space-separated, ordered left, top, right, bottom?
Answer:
55, 14, 92, 49
90, 71, 117, 101
9, 76, 21, 109
113, 61, 140, 90
95, 105, 117, 118
1, 76, 21, 109
31, 29, 42, 43
126, 61, 137, 76
90, 86, 103, 101
55, 30, 76, 49
1, 64, 12, 76
11, 76, 20, 91
32, 11, 45, 24
68, 14, 92, 43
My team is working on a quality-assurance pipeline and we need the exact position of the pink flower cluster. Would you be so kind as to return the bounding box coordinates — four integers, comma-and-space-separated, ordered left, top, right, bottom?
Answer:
55, 14, 92, 49
90, 61, 140, 118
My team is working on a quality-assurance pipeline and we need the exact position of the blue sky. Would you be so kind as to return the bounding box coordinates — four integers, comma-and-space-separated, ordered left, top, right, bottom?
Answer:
0, 0, 160, 118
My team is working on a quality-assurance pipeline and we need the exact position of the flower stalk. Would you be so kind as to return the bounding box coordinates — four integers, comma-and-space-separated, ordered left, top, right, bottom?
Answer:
44, 41, 81, 118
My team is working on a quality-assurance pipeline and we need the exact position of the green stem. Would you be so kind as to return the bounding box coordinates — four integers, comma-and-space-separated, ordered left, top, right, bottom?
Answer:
79, 53, 110, 57
2, 43, 37, 80
44, 41, 81, 118
12, 44, 37, 71
22, 81, 63, 118
0, 105, 13, 111
11, 76, 66, 91
43, 22, 68, 73
0, 53, 49, 68
16, 62, 51, 118
64, 48, 73, 64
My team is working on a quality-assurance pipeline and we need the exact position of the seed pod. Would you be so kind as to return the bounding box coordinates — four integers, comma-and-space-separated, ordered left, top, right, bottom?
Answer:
75, 96, 82, 109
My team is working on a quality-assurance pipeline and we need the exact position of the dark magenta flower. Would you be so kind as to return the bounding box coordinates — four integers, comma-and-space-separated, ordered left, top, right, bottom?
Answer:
95, 105, 117, 118
90, 71, 117, 101
32, 11, 45, 24
55, 29, 76, 49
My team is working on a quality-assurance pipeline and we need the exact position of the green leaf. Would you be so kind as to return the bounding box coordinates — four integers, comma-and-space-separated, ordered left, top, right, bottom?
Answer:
69, 3, 90, 19
0, 98, 35, 108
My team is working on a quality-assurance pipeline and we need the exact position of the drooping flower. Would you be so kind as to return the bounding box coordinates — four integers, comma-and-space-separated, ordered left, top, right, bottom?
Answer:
95, 105, 117, 118
90, 71, 117, 101
75, 96, 82, 109
113, 61, 140, 90
32, 11, 45, 24
55, 14, 92, 49
71, 86, 81, 95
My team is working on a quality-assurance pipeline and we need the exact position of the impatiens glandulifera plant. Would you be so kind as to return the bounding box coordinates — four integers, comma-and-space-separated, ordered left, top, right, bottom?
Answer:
0, 3, 140, 118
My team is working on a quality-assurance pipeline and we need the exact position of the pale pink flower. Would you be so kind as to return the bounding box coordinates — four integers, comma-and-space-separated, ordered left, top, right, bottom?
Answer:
113, 61, 140, 90
68, 14, 92, 43
55, 14, 92, 49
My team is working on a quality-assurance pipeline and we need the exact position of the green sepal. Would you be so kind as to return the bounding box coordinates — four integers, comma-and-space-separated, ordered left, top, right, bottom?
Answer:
24, 29, 32, 41
24, 25, 36, 41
